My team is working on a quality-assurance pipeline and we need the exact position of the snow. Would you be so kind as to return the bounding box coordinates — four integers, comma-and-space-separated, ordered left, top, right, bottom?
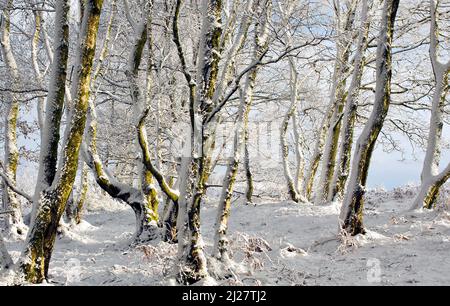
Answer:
1, 186, 449, 286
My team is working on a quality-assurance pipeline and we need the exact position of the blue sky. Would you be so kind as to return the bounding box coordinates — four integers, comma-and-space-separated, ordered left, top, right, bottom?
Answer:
367, 128, 450, 189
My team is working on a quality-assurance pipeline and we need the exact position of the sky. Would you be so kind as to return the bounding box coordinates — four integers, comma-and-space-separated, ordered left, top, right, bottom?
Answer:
367, 128, 450, 189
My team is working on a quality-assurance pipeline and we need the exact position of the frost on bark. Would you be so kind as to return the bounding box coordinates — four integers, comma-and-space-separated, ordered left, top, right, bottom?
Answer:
303, 107, 334, 200
82, 1, 163, 241
315, 0, 358, 205
18, 0, 103, 283
32, 0, 70, 207
30, 3, 46, 132
124, 3, 160, 224
212, 1, 271, 263
280, 58, 308, 204
330, 0, 372, 201
412, 0, 450, 210
0, 0, 27, 237
84, 98, 159, 242
171, 0, 274, 283
340, 0, 399, 235
172, 0, 223, 284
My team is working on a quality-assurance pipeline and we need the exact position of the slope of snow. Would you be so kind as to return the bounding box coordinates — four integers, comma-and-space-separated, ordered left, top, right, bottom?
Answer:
1, 187, 449, 285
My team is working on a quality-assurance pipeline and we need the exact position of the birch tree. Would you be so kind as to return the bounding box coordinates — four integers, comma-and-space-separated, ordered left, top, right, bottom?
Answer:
277, 0, 315, 204
169, 0, 274, 283
124, 0, 160, 224
315, 0, 358, 205
18, 0, 104, 283
213, 0, 271, 263
80, 0, 171, 241
171, 0, 224, 284
0, 0, 26, 237
329, 0, 373, 201
411, 0, 450, 210
340, 0, 400, 235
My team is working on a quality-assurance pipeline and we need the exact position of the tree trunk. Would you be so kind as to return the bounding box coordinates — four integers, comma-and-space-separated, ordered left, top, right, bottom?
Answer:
84, 99, 158, 242
303, 105, 334, 200
212, 78, 255, 262
244, 109, 254, 205
18, 0, 103, 283
213, 0, 271, 264
340, 0, 399, 235
66, 163, 89, 225
125, 8, 160, 225
161, 175, 178, 242
172, 0, 223, 284
1, 0, 26, 237
412, 0, 450, 210
330, 0, 372, 201
315, 0, 357, 205
280, 58, 307, 203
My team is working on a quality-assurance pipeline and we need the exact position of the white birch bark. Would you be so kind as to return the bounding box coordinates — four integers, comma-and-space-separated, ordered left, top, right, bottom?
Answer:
212, 1, 271, 262
280, 59, 307, 203
329, 0, 372, 202
30, 0, 71, 225
339, 0, 400, 235
411, 0, 450, 209
1, 0, 26, 237
315, 0, 358, 205
19, 0, 103, 283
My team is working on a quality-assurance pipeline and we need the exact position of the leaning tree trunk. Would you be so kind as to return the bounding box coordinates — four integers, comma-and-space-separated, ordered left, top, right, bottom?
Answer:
411, 0, 450, 210
315, 0, 357, 205
18, 0, 103, 283
340, 0, 399, 235
125, 7, 160, 224
213, 0, 271, 265
330, 0, 372, 202
212, 72, 257, 262
1, 1, 26, 237
83, 95, 159, 242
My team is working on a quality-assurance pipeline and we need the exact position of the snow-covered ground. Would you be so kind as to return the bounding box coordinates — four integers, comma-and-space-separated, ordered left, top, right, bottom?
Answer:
1, 187, 450, 286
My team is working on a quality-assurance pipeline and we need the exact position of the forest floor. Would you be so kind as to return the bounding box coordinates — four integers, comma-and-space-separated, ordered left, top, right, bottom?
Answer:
1, 186, 450, 286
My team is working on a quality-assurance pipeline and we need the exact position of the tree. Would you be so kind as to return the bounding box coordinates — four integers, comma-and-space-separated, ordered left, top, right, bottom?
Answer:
340, 0, 400, 235
18, 0, 104, 283
330, 0, 373, 201
278, 0, 311, 204
411, 0, 450, 210
314, 0, 358, 205
213, 0, 271, 263
0, 0, 27, 237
